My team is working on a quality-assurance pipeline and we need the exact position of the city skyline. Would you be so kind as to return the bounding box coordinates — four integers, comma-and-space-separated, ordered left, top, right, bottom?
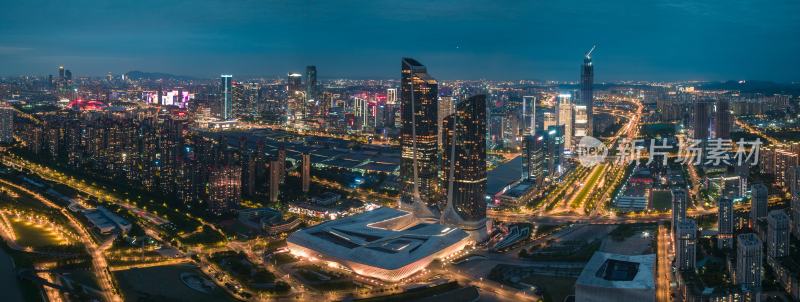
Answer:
2, 2, 800, 302
2, 0, 800, 81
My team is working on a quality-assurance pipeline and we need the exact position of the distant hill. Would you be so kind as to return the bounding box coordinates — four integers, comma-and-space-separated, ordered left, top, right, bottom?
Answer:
124, 71, 197, 81
698, 80, 800, 96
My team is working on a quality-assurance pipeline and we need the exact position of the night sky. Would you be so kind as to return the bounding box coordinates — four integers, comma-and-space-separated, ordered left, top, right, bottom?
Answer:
1, 0, 799, 81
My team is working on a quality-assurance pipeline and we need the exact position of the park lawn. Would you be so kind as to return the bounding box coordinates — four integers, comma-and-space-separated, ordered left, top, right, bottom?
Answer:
9, 219, 64, 248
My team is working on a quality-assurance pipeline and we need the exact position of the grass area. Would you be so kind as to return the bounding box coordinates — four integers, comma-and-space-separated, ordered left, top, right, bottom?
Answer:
9, 219, 66, 248
519, 275, 576, 302
211, 251, 289, 293
609, 223, 656, 241
115, 264, 236, 302
571, 164, 605, 209
293, 264, 359, 291
181, 226, 226, 246
650, 190, 672, 211
488, 265, 576, 302
521, 240, 601, 262
354, 281, 460, 302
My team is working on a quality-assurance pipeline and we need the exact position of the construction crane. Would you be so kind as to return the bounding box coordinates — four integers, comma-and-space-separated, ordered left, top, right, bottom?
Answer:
585, 44, 597, 60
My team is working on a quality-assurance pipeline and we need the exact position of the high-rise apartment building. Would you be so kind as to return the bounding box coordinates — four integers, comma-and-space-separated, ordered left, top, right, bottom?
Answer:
693, 100, 711, 141
715, 99, 731, 139
767, 210, 790, 258
301, 150, 311, 193
208, 164, 241, 215
751, 183, 769, 223
735, 233, 763, 289
676, 219, 697, 271
0, 104, 14, 143
672, 189, 688, 237
718, 198, 735, 249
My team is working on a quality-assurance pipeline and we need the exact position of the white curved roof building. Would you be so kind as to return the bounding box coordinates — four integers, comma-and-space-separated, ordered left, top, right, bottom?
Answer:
287, 207, 470, 282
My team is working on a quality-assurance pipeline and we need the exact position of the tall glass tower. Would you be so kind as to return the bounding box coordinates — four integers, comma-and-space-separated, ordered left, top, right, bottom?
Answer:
400, 58, 439, 219
221, 74, 233, 120
580, 46, 595, 136
441, 94, 488, 242
305, 65, 317, 100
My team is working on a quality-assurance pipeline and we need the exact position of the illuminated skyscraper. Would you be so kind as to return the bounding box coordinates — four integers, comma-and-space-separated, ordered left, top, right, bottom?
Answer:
287, 73, 304, 118
751, 183, 768, 224
735, 233, 762, 289
287, 73, 302, 94
676, 219, 697, 271
221, 74, 233, 120
0, 104, 14, 143
557, 94, 573, 149
522, 133, 543, 183
399, 58, 439, 219
520, 96, 543, 185
441, 94, 487, 241
573, 104, 589, 138
353, 96, 369, 130
718, 198, 734, 249
58, 66, 65, 81
386, 88, 397, 105
715, 99, 731, 139
579, 45, 595, 137
767, 210, 790, 258
521, 95, 536, 135
301, 150, 311, 193
437, 96, 454, 154
544, 125, 565, 178
793, 169, 800, 238
277, 144, 286, 184
542, 112, 556, 130
268, 157, 281, 203
693, 100, 711, 141
672, 189, 688, 237
386, 88, 400, 128
208, 163, 241, 215
305, 65, 317, 100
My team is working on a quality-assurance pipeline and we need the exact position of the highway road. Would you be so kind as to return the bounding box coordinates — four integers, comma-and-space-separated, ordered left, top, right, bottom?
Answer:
656, 224, 671, 302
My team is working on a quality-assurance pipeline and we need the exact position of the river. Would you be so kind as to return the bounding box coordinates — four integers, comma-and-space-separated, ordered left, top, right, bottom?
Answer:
0, 247, 25, 302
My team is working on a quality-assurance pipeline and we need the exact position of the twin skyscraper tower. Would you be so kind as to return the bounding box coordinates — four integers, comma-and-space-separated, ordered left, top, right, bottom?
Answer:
398, 57, 488, 241
398, 48, 595, 242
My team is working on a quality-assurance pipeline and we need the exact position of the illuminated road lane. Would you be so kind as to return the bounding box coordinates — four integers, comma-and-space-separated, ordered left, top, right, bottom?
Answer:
656, 224, 671, 302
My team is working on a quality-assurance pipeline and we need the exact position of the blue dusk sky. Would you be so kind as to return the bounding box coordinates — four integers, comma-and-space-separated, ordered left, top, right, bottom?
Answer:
1, 0, 799, 81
